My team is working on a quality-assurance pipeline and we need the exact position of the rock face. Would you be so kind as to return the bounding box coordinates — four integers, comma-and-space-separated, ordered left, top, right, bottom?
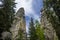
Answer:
10, 8, 26, 40
40, 8, 58, 40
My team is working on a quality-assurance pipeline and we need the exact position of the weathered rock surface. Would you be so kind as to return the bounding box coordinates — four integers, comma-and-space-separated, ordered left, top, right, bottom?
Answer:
10, 7, 26, 40
40, 8, 58, 40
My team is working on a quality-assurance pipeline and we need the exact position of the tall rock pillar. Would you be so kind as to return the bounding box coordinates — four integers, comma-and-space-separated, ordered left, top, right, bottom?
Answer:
40, 8, 58, 40
11, 7, 26, 40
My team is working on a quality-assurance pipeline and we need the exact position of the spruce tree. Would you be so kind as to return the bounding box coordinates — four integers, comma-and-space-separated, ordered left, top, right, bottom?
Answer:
29, 18, 37, 40
0, 0, 16, 39
3, 0, 16, 31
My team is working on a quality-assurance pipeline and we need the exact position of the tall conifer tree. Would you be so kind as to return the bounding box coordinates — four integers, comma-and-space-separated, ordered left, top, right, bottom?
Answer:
29, 18, 37, 40
0, 0, 16, 39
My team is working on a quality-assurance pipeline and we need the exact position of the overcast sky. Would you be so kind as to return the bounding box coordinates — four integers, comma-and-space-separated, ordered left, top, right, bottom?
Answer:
15, 0, 43, 32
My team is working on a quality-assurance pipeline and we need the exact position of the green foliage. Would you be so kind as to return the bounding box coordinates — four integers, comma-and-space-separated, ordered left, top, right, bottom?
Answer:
35, 20, 45, 40
0, 0, 15, 32
29, 18, 45, 40
29, 18, 37, 40
3, 0, 16, 23
0, 0, 16, 39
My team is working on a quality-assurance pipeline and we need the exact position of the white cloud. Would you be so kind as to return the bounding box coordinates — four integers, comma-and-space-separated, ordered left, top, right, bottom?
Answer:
0, 1, 3, 5
15, 0, 40, 19
15, 0, 34, 15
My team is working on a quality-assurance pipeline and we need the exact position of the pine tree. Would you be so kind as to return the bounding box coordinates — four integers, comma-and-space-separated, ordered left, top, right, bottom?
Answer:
29, 18, 37, 40
0, 0, 16, 39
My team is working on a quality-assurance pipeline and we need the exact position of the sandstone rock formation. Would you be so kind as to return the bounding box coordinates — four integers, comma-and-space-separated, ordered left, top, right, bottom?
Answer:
40, 8, 58, 40
10, 7, 26, 40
